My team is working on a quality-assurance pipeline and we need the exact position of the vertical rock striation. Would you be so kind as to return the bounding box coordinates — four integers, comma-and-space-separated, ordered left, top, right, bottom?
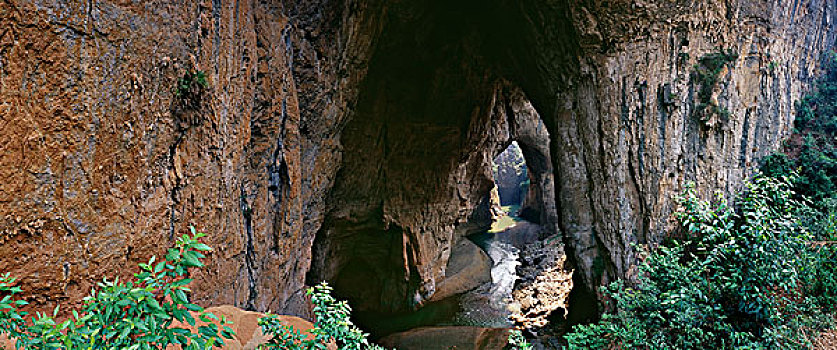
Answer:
0, 0, 381, 315
0, 0, 835, 318
517, 0, 837, 295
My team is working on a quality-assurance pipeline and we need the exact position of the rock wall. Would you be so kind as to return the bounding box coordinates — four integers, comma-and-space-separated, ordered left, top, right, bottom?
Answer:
0, 0, 381, 315
524, 0, 837, 294
0, 0, 835, 318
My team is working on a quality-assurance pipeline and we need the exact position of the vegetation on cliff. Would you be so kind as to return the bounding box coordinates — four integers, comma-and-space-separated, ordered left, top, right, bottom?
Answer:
692, 49, 738, 125
762, 52, 837, 231
564, 52, 837, 350
565, 175, 837, 349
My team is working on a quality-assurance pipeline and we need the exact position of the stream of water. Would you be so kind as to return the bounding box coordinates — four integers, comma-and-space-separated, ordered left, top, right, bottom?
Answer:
356, 220, 535, 339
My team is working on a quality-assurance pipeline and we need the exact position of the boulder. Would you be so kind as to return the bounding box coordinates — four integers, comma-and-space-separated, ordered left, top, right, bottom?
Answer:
430, 239, 492, 302
379, 326, 509, 350
171, 305, 322, 350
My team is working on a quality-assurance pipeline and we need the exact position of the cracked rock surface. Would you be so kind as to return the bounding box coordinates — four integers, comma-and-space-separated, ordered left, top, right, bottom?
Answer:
1, 0, 836, 318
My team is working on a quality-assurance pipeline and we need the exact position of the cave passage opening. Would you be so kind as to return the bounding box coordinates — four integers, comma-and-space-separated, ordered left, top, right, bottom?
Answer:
492, 141, 529, 219
303, 0, 587, 342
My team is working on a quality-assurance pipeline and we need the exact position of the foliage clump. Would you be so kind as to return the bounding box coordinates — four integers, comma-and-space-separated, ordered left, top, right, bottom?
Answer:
0, 229, 396, 350
564, 175, 837, 349
173, 70, 209, 113
691, 49, 739, 125
0, 228, 235, 349
0, 225, 534, 349
762, 52, 837, 216
565, 50, 837, 350
258, 283, 385, 350
507, 330, 533, 350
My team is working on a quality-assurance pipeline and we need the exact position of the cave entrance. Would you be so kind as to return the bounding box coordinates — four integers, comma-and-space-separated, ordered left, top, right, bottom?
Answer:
304, 0, 579, 341
306, 80, 576, 340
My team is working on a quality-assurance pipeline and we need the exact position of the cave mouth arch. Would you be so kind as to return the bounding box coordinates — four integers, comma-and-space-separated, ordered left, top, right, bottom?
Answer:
304, 76, 576, 338
304, 0, 587, 338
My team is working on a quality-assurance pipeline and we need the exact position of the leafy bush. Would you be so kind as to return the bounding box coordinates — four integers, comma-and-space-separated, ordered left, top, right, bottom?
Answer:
0, 227, 400, 350
257, 284, 535, 350
762, 51, 837, 238
0, 228, 235, 349
173, 70, 208, 113
507, 330, 533, 350
565, 175, 837, 349
175, 71, 208, 99
796, 52, 837, 134
258, 283, 385, 350
0, 228, 533, 350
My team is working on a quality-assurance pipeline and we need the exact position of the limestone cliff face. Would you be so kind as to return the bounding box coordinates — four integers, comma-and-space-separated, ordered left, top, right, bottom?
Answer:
0, 0, 381, 315
0, 0, 835, 317
538, 0, 837, 293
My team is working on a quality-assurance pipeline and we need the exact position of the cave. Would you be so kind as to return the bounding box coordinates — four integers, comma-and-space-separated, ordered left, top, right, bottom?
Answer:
3, 0, 833, 347
295, 3, 608, 338
304, 0, 571, 330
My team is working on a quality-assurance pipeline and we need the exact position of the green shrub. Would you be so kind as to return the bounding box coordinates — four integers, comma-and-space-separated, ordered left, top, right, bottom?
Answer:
762, 52, 837, 215
768, 61, 779, 74
0, 228, 235, 349
258, 283, 385, 350
507, 330, 533, 350
175, 71, 208, 98
173, 70, 208, 113
694, 50, 738, 104
565, 175, 837, 349
256, 285, 535, 350
0, 229, 538, 350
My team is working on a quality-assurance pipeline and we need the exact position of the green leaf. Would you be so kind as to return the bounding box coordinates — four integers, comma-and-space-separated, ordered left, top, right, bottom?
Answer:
192, 243, 212, 252
182, 251, 203, 268
170, 278, 194, 288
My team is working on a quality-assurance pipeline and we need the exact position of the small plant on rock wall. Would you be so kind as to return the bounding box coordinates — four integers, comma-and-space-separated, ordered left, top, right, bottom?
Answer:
173, 70, 209, 115
768, 60, 779, 74
175, 70, 208, 99
0, 227, 236, 349
691, 49, 738, 125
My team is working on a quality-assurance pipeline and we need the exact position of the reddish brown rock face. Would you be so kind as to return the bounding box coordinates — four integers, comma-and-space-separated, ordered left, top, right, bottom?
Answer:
1, 0, 836, 322
0, 0, 379, 316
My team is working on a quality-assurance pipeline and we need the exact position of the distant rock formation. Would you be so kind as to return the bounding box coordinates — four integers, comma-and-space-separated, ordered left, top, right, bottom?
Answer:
493, 142, 528, 206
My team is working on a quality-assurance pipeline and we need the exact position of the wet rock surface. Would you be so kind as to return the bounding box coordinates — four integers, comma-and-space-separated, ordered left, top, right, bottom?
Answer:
510, 237, 573, 331
431, 239, 493, 302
